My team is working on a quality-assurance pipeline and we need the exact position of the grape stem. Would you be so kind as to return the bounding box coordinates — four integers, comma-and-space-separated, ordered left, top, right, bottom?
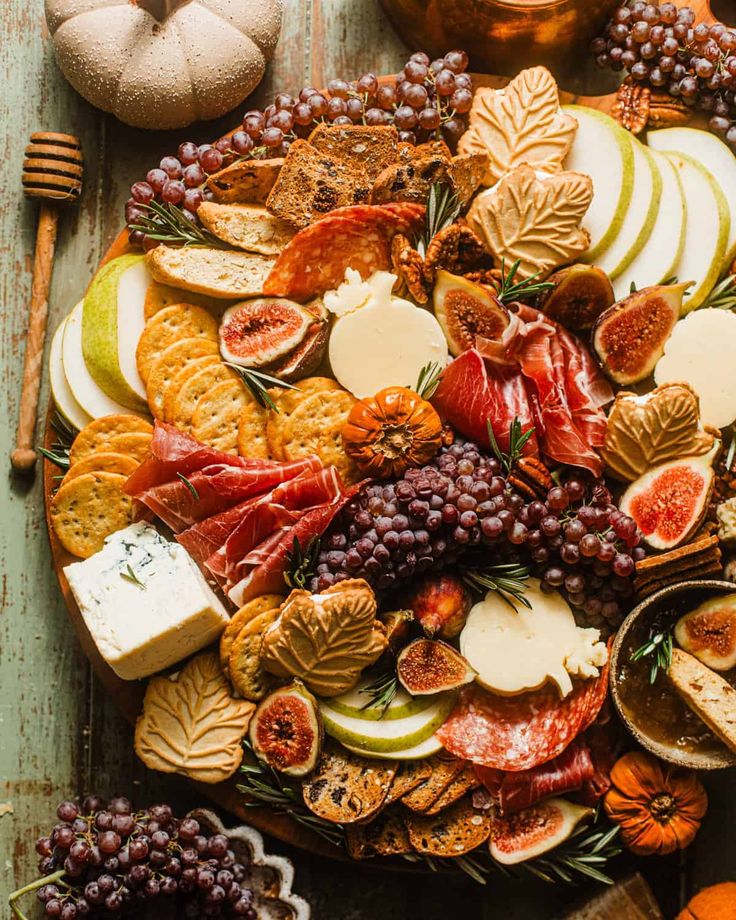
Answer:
8, 868, 69, 919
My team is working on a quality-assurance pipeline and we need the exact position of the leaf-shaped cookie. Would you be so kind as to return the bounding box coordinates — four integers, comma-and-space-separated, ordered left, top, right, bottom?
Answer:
467, 164, 593, 279
260, 579, 387, 697
458, 66, 578, 186
602, 383, 717, 481
134, 652, 255, 784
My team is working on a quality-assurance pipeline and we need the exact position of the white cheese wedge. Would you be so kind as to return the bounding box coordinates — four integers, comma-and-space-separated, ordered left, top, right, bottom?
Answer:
459, 578, 607, 698
329, 297, 448, 398
64, 522, 229, 681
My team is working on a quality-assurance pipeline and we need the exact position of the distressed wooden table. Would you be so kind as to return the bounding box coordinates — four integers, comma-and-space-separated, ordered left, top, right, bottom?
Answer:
2, 1, 736, 917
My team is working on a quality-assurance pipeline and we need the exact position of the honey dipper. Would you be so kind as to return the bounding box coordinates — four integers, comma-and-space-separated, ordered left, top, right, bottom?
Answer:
11, 133, 83, 472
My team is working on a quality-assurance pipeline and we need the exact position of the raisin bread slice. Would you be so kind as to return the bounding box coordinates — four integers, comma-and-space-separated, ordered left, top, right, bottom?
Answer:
308, 123, 400, 181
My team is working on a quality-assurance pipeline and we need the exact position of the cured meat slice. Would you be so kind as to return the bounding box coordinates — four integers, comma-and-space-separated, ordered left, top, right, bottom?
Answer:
177, 499, 260, 567
436, 656, 609, 772
263, 203, 425, 302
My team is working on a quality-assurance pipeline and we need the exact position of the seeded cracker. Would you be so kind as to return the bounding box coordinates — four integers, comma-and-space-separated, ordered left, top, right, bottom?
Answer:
50, 472, 134, 558
106, 431, 153, 463
404, 795, 491, 857
143, 282, 225, 321
220, 595, 284, 680
191, 379, 251, 454
228, 608, 281, 701
282, 389, 359, 483
266, 377, 342, 460
237, 400, 271, 460
61, 452, 138, 486
166, 361, 235, 428
146, 336, 220, 419
301, 743, 397, 824
69, 415, 153, 465
136, 303, 219, 383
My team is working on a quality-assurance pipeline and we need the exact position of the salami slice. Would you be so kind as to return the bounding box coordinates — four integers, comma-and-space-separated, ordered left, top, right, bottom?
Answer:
436, 657, 609, 772
264, 203, 425, 302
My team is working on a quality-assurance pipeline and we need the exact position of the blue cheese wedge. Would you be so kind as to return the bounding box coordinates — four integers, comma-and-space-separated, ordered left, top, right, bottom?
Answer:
64, 522, 229, 680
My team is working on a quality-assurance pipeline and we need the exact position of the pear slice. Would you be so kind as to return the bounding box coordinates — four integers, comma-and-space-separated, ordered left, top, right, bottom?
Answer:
661, 151, 730, 312
49, 319, 92, 431
326, 680, 436, 722
63, 301, 149, 420
562, 105, 634, 262
343, 733, 443, 761
613, 149, 686, 300
82, 254, 150, 413
648, 126, 736, 271
595, 133, 661, 281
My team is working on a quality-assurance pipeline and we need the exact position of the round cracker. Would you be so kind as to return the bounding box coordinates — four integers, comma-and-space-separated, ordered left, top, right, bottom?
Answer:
169, 363, 237, 431
229, 608, 281, 701
50, 472, 133, 558
266, 377, 342, 461
136, 303, 219, 383
219, 594, 284, 680
144, 282, 227, 321
107, 431, 153, 463
69, 415, 153, 465
283, 389, 359, 482
237, 401, 270, 459
146, 337, 220, 419
61, 452, 138, 486
191, 379, 250, 454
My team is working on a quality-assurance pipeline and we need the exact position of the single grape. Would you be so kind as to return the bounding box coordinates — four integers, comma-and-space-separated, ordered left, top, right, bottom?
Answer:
45, 901, 63, 918
243, 110, 266, 137
36, 836, 53, 857
444, 49, 469, 73
435, 69, 456, 95
130, 181, 155, 204
327, 78, 350, 98
178, 141, 199, 165
199, 148, 224, 174
159, 156, 182, 179
357, 72, 379, 95
346, 97, 364, 121
307, 93, 328, 117
394, 105, 418, 130
376, 83, 398, 110
365, 107, 389, 125
146, 168, 167, 193
261, 126, 284, 147
161, 179, 185, 204
450, 88, 473, 113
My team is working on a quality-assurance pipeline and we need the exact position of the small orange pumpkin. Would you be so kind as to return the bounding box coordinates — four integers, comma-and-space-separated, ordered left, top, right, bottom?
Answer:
677, 882, 736, 920
603, 751, 708, 856
342, 386, 443, 478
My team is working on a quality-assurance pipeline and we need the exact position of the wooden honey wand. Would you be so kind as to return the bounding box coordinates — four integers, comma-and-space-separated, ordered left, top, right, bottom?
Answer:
12, 133, 83, 472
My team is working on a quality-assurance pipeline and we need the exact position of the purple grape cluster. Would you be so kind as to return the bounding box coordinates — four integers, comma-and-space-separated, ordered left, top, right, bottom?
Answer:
28, 797, 255, 918
592, 2, 736, 149
126, 49, 473, 248
313, 440, 642, 630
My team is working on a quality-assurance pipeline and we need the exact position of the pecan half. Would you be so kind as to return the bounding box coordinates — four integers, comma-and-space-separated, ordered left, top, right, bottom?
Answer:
612, 80, 650, 135
508, 456, 553, 499
423, 224, 489, 285
647, 91, 691, 129
391, 233, 428, 303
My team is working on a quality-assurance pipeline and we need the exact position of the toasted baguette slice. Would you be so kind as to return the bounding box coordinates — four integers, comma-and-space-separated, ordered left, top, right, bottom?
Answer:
668, 647, 736, 753
197, 202, 294, 255
206, 158, 284, 204
146, 246, 275, 299
266, 139, 370, 229
308, 124, 399, 181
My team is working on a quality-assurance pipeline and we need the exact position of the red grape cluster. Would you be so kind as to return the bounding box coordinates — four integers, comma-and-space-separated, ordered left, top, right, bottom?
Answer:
25, 797, 255, 918
313, 440, 642, 631
592, 3, 736, 148
126, 49, 473, 248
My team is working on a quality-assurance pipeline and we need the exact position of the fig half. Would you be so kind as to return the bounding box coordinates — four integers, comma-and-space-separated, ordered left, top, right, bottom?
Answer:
537, 264, 614, 331
220, 297, 314, 368
266, 298, 329, 382
248, 681, 322, 777
675, 594, 736, 671
490, 798, 593, 865
433, 270, 509, 356
396, 639, 475, 695
591, 282, 689, 385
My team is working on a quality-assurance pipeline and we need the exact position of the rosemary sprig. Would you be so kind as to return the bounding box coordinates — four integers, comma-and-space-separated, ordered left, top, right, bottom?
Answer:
703, 274, 736, 310
237, 742, 345, 849
177, 472, 199, 500
120, 564, 145, 590
413, 361, 444, 400
359, 668, 399, 717
462, 563, 532, 612
491, 258, 554, 305
223, 363, 297, 412
38, 412, 77, 470
128, 200, 230, 249
632, 628, 673, 684
284, 536, 320, 590
416, 182, 461, 258
486, 417, 535, 475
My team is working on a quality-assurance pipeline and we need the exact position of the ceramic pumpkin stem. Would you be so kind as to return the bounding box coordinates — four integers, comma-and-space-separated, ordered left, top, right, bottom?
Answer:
136, 0, 192, 21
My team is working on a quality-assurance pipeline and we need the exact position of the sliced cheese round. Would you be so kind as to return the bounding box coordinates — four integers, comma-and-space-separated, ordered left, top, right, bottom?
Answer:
328, 297, 448, 398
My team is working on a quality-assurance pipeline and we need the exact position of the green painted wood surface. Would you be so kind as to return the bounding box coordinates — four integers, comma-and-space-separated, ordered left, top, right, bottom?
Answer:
1, 2, 735, 917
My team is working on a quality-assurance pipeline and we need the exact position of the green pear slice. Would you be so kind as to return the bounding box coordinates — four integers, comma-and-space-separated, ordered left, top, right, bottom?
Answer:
562, 105, 634, 262
326, 682, 435, 722
63, 301, 149, 420
660, 151, 730, 312
648, 126, 736, 270
613, 149, 686, 300
320, 692, 456, 754
595, 133, 660, 280
344, 733, 443, 761
49, 319, 92, 431
82, 254, 150, 413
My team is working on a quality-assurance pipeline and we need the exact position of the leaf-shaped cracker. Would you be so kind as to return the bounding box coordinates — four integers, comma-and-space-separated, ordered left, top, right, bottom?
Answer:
602, 383, 717, 482
458, 66, 578, 186
260, 579, 387, 697
134, 652, 255, 784
467, 164, 592, 279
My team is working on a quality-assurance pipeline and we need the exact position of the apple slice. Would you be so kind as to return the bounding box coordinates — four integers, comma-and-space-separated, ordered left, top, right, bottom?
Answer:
660, 151, 730, 312
562, 105, 634, 262
63, 301, 149, 420
613, 149, 686, 300
648, 126, 736, 271
82, 254, 150, 413
49, 319, 92, 431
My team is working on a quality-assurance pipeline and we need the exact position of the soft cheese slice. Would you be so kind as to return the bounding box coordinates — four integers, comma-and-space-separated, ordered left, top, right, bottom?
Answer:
64, 522, 229, 681
329, 296, 448, 398
459, 578, 607, 698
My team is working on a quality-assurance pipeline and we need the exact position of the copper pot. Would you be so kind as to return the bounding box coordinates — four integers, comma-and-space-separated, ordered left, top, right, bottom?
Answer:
378, 0, 619, 78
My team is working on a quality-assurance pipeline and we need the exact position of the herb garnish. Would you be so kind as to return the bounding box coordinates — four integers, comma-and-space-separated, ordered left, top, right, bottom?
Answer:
486, 417, 535, 475
284, 536, 320, 590
128, 200, 230, 249
120, 564, 145, 589
177, 472, 199, 500
38, 412, 77, 470
632, 628, 673, 684
223, 363, 298, 412
462, 563, 532, 612
413, 361, 443, 400
416, 183, 461, 258
359, 668, 399, 717
491, 258, 554, 305
703, 273, 736, 310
